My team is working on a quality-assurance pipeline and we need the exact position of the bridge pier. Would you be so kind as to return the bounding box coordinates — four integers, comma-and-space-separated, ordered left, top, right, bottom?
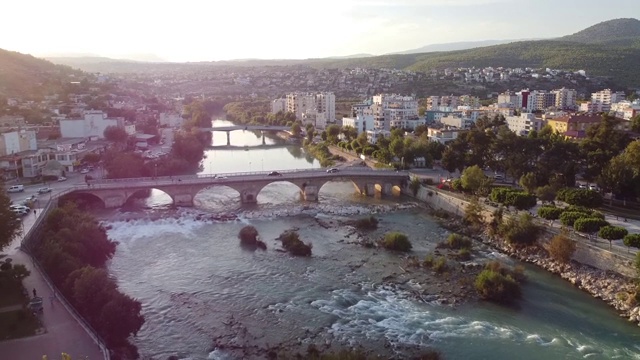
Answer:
226, 131, 231, 145
174, 193, 194, 207
301, 185, 319, 201
241, 189, 258, 204
262, 133, 266, 145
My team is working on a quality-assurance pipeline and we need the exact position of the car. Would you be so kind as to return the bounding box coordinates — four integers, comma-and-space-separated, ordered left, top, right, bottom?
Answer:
57, 176, 67, 182
80, 168, 90, 174
37, 187, 52, 194
589, 184, 600, 191
10, 204, 29, 212
88, 165, 95, 171
11, 208, 29, 217
494, 174, 504, 180
326, 168, 339, 173
578, 184, 587, 189
268, 171, 282, 176
7, 185, 24, 193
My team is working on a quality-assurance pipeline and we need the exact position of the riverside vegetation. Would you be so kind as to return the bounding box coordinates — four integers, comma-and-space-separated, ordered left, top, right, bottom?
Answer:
31, 204, 144, 359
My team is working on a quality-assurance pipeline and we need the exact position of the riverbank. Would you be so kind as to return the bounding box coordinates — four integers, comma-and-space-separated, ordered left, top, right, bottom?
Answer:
424, 193, 640, 328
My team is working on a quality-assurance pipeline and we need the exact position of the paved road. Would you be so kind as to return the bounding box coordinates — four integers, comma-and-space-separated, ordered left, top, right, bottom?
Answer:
0, 212, 105, 360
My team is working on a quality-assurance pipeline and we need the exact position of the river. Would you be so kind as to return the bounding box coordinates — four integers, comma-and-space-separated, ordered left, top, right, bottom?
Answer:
105, 120, 640, 359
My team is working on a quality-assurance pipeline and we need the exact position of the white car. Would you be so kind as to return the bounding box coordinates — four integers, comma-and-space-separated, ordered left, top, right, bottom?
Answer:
10, 204, 29, 212
11, 208, 29, 216
80, 168, 90, 174
37, 187, 52, 194
326, 168, 339, 173
589, 184, 600, 191
57, 176, 67, 182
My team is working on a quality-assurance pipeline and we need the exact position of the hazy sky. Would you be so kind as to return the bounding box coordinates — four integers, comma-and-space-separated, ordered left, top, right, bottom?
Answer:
2, 0, 639, 62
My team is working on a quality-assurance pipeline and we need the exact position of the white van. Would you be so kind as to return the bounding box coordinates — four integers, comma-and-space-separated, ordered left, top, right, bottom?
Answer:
7, 185, 24, 193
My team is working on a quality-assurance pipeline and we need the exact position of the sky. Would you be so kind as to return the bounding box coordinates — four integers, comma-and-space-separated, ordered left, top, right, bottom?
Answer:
1, 0, 639, 62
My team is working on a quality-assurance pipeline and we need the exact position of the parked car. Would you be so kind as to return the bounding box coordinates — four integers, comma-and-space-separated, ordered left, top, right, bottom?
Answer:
326, 168, 339, 173
7, 185, 24, 193
10, 204, 29, 212
589, 184, 600, 191
57, 176, 67, 182
578, 184, 587, 189
80, 168, 90, 174
11, 208, 29, 216
268, 171, 283, 176
494, 174, 504, 180
37, 187, 52, 194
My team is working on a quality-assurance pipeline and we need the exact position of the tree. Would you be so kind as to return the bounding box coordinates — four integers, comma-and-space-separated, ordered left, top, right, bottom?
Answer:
498, 213, 540, 246
547, 233, 576, 264
535, 185, 557, 203
82, 152, 101, 165
326, 125, 341, 144
475, 262, 523, 304
623, 234, 640, 250
104, 152, 147, 179
573, 217, 609, 235
103, 125, 128, 143
519, 172, 537, 194
290, 122, 302, 138
461, 165, 488, 195
341, 126, 358, 142
464, 197, 485, 229
559, 211, 588, 227
598, 226, 628, 250
0, 185, 22, 251
537, 206, 563, 220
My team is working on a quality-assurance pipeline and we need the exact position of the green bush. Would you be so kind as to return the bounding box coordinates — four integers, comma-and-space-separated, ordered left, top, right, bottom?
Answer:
623, 234, 640, 249
557, 188, 603, 208
573, 217, 609, 234
498, 213, 540, 246
353, 216, 379, 230
475, 269, 522, 304
444, 234, 473, 250
457, 249, 472, 261
537, 206, 563, 220
432, 257, 447, 273
278, 231, 312, 257
489, 188, 536, 210
559, 211, 589, 226
381, 232, 412, 252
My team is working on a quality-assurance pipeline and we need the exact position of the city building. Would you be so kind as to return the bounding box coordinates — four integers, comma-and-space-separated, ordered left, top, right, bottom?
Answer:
342, 114, 374, 135
0, 115, 26, 128
505, 113, 544, 136
285, 92, 335, 123
426, 127, 461, 144
0, 130, 37, 156
366, 129, 391, 144
371, 94, 419, 131
587, 89, 626, 112
551, 88, 577, 109
271, 98, 287, 114
547, 114, 603, 138
439, 114, 467, 129
60, 110, 124, 139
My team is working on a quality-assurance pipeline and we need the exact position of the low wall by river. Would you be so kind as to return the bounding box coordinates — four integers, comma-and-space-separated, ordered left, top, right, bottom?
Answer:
405, 184, 637, 278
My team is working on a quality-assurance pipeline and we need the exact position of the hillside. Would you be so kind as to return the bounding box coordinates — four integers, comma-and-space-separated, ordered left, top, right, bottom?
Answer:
557, 18, 640, 44
0, 49, 84, 98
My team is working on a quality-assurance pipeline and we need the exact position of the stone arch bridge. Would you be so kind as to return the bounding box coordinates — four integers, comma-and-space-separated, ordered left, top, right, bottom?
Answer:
65, 169, 409, 208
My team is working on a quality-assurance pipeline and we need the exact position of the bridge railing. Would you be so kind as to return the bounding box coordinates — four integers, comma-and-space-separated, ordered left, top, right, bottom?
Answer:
88, 168, 402, 186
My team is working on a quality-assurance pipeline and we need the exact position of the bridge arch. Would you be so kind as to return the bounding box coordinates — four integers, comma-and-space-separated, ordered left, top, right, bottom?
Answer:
59, 191, 106, 209
192, 184, 242, 208
123, 188, 174, 208
256, 181, 305, 204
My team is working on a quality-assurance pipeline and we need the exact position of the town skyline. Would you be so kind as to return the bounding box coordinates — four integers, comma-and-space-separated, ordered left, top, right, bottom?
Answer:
1, 0, 639, 62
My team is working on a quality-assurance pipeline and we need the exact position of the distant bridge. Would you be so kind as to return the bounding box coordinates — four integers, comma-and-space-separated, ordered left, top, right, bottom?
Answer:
199, 125, 291, 145
63, 168, 409, 208
206, 143, 292, 150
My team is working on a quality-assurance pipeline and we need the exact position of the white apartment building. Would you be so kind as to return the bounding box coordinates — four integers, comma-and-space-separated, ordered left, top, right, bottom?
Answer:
342, 115, 374, 135
60, 110, 124, 139
271, 98, 287, 114
551, 88, 577, 109
427, 127, 460, 144
611, 100, 640, 120
301, 110, 328, 130
439, 115, 466, 129
0, 130, 37, 156
497, 92, 518, 107
371, 94, 419, 131
590, 89, 626, 112
366, 129, 391, 144
285, 92, 336, 123
505, 113, 544, 136
159, 112, 185, 128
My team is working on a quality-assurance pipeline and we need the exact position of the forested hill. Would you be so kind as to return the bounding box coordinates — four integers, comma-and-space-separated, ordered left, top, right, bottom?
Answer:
557, 18, 640, 44
0, 48, 84, 98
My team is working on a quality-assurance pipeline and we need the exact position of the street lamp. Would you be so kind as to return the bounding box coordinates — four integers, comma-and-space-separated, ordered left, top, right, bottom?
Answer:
154, 163, 158, 179
249, 161, 252, 172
